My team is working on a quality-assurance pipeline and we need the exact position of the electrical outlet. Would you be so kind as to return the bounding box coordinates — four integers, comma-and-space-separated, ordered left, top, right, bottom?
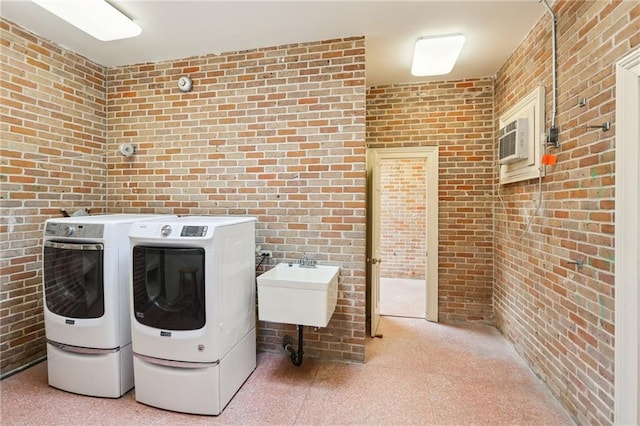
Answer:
260, 250, 272, 257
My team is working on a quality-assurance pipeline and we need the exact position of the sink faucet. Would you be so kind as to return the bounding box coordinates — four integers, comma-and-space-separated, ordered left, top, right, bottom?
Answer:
299, 253, 317, 268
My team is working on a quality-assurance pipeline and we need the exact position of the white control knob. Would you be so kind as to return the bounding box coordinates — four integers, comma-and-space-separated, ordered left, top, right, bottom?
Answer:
161, 225, 172, 236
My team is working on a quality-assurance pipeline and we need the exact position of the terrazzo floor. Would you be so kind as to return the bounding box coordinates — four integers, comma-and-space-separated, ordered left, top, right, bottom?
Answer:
1, 316, 575, 425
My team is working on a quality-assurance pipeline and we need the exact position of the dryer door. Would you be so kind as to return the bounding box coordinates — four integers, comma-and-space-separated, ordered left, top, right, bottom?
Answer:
43, 241, 105, 319
132, 246, 205, 331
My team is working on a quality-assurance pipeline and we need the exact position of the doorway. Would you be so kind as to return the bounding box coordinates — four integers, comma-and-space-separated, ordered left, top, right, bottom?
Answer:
378, 157, 427, 319
367, 147, 438, 337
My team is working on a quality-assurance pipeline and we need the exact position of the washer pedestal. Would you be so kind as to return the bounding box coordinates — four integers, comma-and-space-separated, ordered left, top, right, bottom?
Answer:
47, 342, 133, 398
133, 328, 256, 415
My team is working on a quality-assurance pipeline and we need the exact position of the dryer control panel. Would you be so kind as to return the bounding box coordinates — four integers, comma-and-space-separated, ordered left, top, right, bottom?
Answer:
157, 225, 209, 238
180, 226, 208, 237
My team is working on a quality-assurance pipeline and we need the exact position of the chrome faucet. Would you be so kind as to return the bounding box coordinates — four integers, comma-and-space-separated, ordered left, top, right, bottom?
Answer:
299, 252, 317, 268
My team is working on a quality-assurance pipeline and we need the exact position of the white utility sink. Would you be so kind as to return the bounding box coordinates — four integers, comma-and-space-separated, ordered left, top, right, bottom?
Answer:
257, 263, 339, 327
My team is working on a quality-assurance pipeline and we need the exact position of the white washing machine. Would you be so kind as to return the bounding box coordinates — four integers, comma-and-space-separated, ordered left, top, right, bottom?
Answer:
42, 214, 174, 398
128, 216, 257, 415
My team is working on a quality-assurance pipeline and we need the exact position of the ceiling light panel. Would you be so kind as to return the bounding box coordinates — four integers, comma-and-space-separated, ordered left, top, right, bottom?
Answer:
411, 34, 465, 77
31, 0, 142, 41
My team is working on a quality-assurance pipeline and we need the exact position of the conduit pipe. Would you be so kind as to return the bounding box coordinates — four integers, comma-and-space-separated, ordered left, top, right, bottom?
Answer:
540, 0, 559, 146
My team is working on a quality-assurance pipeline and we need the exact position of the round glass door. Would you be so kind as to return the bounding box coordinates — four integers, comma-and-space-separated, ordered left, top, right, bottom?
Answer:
132, 246, 205, 331
43, 241, 104, 319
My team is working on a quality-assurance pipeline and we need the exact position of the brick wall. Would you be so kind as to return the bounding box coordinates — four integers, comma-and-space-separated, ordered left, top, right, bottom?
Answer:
106, 38, 367, 362
0, 19, 107, 375
494, 1, 639, 424
3, 6, 635, 419
379, 158, 426, 279
367, 79, 495, 323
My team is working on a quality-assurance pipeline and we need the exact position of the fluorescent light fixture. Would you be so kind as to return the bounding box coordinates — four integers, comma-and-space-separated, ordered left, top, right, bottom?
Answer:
32, 0, 142, 41
411, 34, 465, 77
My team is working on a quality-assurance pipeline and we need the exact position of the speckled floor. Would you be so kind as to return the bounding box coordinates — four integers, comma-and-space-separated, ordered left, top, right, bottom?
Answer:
1, 316, 575, 425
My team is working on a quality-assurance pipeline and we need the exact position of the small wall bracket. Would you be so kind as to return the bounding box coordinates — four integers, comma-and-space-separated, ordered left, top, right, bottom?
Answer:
567, 259, 584, 268
587, 122, 611, 132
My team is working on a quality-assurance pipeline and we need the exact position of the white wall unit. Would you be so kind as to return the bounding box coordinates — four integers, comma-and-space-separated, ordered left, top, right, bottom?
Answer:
499, 86, 546, 185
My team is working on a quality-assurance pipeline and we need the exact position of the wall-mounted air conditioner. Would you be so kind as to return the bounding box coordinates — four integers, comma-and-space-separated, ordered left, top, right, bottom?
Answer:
498, 118, 529, 164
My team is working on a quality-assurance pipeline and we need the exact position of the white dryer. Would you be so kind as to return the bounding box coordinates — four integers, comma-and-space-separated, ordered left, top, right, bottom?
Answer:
42, 214, 174, 398
128, 216, 257, 415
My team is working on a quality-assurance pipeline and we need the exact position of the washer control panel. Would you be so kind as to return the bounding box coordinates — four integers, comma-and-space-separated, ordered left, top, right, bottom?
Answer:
45, 222, 104, 238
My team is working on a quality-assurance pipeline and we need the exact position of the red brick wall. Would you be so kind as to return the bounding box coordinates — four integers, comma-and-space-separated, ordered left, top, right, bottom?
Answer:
106, 38, 367, 362
379, 158, 426, 279
3, 9, 635, 421
2, 18, 366, 372
367, 79, 495, 323
494, 1, 639, 424
0, 19, 107, 375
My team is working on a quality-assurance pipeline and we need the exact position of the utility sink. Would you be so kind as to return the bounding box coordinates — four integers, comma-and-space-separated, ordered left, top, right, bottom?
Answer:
257, 263, 339, 327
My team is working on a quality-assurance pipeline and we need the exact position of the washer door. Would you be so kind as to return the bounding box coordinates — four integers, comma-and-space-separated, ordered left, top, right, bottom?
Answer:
43, 241, 104, 319
132, 246, 205, 331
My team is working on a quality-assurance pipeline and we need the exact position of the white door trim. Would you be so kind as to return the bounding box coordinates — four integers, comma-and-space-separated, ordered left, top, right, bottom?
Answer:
614, 47, 640, 426
367, 146, 439, 323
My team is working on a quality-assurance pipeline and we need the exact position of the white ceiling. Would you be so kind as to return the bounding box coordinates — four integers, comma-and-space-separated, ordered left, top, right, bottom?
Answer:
0, 0, 546, 87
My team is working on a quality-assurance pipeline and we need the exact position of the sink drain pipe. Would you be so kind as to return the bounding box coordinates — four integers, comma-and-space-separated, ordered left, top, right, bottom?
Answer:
283, 325, 304, 366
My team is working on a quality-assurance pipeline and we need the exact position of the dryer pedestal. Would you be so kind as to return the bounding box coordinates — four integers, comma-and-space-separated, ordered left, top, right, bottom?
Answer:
46, 342, 134, 398
132, 328, 256, 415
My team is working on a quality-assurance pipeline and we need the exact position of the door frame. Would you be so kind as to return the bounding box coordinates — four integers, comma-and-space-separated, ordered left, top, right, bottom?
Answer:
366, 146, 439, 334
614, 47, 640, 425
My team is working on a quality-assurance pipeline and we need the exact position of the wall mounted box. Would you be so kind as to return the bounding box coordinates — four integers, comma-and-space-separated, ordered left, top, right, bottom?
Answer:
499, 86, 546, 184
